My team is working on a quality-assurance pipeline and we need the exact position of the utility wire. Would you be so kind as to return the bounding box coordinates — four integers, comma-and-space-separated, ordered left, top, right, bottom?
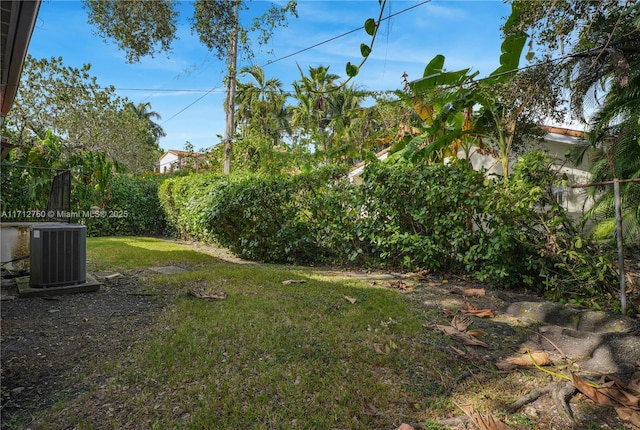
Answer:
138, 0, 604, 127
160, 1, 431, 123
161, 86, 222, 125
231, 43, 617, 139
261, 0, 431, 68
118, 88, 215, 93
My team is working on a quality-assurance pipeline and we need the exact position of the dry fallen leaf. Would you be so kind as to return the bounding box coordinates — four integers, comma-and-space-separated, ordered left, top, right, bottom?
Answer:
466, 329, 486, 338
434, 314, 490, 348
188, 290, 227, 301
605, 372, 640, 398
451, 315, 472, 331
343, 295, 357, 304
282, 279, 306, 285
436, 324, 460, 337
441, 308, 456, 317
435, 324, 489, 348
451, 287, 486, 297
615, 406, 640, 428
462, 301, 496, 318
455, 402, 514, 430
570, 371, 640, 427
454, 332, 489, 348
408, 270, 429, 280
386, 280, 413, 291
463, 288, 485, 297
496, 351, 552, 370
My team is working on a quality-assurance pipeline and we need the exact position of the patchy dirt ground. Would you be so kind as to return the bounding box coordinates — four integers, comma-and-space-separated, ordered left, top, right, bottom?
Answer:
1, 242, 639, 429
0, 270, 167, 429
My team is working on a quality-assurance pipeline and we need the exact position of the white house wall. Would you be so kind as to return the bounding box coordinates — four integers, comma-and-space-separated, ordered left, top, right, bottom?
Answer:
465, 132, 594, 216
158, 153, 180, 173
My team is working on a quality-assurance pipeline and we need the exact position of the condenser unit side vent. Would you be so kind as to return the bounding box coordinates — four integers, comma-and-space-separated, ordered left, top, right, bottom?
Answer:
30, 224, 86, 287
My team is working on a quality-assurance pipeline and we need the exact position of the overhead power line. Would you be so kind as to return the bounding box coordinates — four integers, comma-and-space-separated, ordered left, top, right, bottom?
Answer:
117, 88, 216, 93
161, 86, 222, 125
261, 0, 431, 68
162, 1, 432, 123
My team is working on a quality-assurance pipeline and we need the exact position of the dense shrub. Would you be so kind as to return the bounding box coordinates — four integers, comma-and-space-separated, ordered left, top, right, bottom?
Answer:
1, 160, 166, 237
204, 174, 313, 262
314, 160, 541, 287
357, 161, 489, 271
157, 157, 618, 305
158, 166, 347, 262
83, 174, 166, 237
490, 151, 617, 303
158, 172, 225, 240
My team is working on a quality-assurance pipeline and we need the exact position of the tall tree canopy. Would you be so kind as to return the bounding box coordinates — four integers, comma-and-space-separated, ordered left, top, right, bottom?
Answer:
84, 0, 297, 63
128, 101, 167, 146
5, 56, 160, 173
509, 0, 640, 121
83, 0, 297, 173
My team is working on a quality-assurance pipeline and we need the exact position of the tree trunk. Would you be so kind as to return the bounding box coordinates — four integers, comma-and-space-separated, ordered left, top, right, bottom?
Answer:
223, 2, 239, 175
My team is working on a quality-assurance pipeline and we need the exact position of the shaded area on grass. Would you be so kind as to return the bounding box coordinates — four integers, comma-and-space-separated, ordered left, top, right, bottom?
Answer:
86, 237, 220, 271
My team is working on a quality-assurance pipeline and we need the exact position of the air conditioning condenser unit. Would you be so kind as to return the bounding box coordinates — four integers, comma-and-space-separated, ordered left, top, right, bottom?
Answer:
30, 224, 86, 287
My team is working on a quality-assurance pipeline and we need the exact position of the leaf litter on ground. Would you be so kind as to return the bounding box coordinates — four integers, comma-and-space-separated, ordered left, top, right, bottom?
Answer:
434, 314, 489, 348
570, 368, 640, 428
455, 402, 517, 430
188, 289, 227, 300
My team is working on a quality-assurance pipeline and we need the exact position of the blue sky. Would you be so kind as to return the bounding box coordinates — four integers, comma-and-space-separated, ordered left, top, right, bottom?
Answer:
25, 0, 512, 152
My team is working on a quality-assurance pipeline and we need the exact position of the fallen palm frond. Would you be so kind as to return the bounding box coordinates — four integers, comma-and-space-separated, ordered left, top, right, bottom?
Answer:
496, 349, 552, 370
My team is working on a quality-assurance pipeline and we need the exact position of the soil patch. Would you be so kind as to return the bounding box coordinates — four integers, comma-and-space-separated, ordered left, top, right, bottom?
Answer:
1, 271, 166, 428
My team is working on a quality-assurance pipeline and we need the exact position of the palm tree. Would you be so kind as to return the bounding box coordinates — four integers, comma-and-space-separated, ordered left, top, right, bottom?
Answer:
235, 64, 286, 143
129, 102, 166, 146
293, 65, 340, 153
581, 70, 640, 246
325, 85, 366, 161
234, 65, 293, 171
556, 2, 640, 247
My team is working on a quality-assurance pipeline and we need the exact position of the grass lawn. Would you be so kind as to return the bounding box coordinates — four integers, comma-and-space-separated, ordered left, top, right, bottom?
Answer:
35, 237, 458, 429
26, 237, 626, 429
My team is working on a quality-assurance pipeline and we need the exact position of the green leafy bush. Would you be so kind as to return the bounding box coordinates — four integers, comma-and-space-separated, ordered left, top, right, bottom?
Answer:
203, 174, 312, 262
156, 156, 618, 307
511, 151, 617, 302
83, 174, 166, 237
158, 166, 347, 263
1, 145, 165, 237
158, 172, 225, 240
356, 161, 487, 271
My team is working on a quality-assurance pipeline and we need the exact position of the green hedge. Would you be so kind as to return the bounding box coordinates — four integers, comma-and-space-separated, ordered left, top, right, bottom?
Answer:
157, 159, 617, 302
1, 161, 166, 237
158, 167, 346, 263
83, 174, 166, 237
